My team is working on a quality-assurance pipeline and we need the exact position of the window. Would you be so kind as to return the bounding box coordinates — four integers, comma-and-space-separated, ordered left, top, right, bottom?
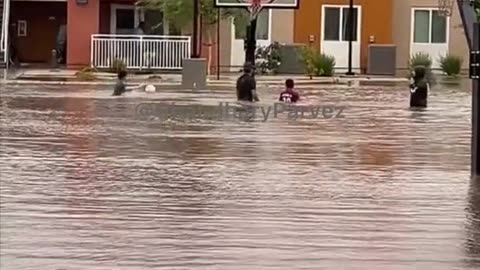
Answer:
116, 9, 135, 29
323, 6, 358, 41
342, 7, 358, 42
143, 10, 180, 35
144, 9, 164, 35
413, 9, 447, 43
234, 9, 270, 40
324, 8, 340, 40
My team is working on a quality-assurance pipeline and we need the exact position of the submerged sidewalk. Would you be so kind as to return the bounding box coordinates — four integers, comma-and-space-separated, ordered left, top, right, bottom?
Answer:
5, 68, 410, 88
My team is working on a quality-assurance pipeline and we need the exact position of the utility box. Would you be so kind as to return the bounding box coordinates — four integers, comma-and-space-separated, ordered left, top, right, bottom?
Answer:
367, 45, 396, 76
277, 44, 306, 74
182, 58, 207, 89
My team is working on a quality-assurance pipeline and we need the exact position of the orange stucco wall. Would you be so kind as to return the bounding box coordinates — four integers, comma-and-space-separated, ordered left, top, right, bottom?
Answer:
294, 0, 393, 71
67, 0, 99, 68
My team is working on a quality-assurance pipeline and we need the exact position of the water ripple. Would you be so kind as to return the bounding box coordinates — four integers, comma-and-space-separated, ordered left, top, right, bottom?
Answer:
0, 83, 479, 269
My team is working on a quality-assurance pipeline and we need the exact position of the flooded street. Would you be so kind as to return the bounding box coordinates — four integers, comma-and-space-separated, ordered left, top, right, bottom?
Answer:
0, 83, 479, 269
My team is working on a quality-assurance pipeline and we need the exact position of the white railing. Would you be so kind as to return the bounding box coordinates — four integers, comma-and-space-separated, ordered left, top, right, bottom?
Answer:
91, 34, 191, 70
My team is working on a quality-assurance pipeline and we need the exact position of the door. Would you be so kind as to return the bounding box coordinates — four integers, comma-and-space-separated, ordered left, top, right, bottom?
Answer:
321, 5, 361, 70
410, 8, 449, 69
231, 9, 271, 69
15, 17, 58, 63
110, 4, 140, 34
11, 1, 66, 63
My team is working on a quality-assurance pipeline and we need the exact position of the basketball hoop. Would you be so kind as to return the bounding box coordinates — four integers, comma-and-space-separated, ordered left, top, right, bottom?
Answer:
247, 0, 263, 20
244, 0, 275, 20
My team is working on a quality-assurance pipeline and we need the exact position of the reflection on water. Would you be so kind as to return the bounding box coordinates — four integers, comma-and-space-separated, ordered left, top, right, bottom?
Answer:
465, 180, 480, 268
0, 83, 479, 269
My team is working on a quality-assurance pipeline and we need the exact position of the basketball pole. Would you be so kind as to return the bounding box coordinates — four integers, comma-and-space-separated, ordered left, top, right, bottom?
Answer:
456, 0, 480, 178
473, 23, 480, 178
245, 18, 257, 68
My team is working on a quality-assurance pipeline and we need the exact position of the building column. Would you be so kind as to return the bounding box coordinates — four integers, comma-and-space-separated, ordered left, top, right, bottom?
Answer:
66, 0, 99, 68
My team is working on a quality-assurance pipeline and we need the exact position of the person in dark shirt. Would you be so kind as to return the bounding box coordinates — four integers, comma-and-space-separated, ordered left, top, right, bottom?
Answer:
236, 62, 259, 102
279, 79, 300, 103
112, 70, 145, 96
409, 66, 429, 107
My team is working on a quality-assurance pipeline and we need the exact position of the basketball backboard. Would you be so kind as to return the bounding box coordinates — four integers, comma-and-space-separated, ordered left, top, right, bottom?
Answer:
214, 0, 299, 9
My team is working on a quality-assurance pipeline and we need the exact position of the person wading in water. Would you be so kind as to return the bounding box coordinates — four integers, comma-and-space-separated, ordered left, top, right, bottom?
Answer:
409, 66, 429, 108
112, 70, 145, 96
236, 62, 259, 102
279, 79, 300, 103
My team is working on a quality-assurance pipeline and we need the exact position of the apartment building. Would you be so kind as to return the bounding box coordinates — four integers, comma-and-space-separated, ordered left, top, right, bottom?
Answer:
8, 0, 295, 69
393, 0, 469, 70
293, 0, 469, 73
6, 0, 470, 72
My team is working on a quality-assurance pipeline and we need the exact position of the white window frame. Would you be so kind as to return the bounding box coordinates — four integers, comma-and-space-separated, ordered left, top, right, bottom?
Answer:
410, 8, 450, 45
110, 4, 173, 35
321, 5, 362, 42
110, 4, 140, 34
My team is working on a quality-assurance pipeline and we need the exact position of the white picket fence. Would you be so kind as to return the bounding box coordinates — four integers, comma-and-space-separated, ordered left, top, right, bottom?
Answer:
91, 34, 191, 70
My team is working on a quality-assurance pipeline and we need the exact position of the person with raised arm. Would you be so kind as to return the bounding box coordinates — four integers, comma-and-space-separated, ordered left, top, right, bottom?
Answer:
112, 70, 145, 96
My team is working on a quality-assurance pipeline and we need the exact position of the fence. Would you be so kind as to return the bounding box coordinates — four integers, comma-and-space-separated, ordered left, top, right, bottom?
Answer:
91, 34, 191, 70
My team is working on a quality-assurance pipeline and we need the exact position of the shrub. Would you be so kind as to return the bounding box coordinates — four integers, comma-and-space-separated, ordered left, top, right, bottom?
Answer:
298, 46, 317, 78
409, 52, 432, 70
439, 54, 463, 76
409, 52, 435, 85
298, 46, 336, 77
315, 53, 336, 77
255, 42, 282, 75
78, 66, 97, 73
75, 67, 97, 81
109, 58, 127, 73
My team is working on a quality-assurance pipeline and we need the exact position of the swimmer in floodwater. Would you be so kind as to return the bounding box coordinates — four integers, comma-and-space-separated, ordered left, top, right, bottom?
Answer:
279, 79, 300, 103
409, 66, 429, 108
112, 70, 145, 96
236, 62, 259, 102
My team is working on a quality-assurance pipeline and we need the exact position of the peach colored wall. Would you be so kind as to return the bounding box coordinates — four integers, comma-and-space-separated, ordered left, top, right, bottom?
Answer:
67, 0, 99, 68
449, 2, 469, 70
392, 0, 469, 72
271, 9, 294, 44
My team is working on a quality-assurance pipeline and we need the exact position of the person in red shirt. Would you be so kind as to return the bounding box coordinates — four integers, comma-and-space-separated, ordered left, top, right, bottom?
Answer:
279, 79, 300, 103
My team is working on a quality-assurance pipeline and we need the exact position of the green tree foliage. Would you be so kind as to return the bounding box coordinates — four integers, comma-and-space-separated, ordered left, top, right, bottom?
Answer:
138, 0, 248, 30
138, 0, 249, 73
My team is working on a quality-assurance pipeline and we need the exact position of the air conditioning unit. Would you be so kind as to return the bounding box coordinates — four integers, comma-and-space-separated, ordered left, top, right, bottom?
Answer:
367, 44, 396, 76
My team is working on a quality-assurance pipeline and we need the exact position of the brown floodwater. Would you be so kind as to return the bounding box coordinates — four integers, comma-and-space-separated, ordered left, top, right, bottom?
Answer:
0, 82, 479, 270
